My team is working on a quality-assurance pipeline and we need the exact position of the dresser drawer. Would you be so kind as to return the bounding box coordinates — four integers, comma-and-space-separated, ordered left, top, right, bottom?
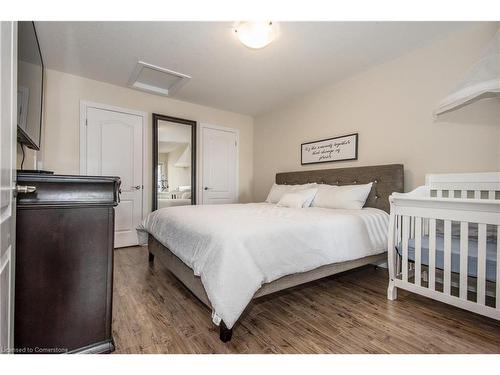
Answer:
16, 173, 120, 207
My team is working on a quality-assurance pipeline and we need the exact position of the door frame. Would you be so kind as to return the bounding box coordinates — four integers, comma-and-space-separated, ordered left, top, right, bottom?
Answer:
79, 100, 147, 218
0, 20, 17, 354
198, 123, 239, 205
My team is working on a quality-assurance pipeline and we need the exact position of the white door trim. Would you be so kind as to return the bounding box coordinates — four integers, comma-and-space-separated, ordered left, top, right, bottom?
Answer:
0, 20, 17, 353
79, 100, 147, 220
197, 123, 239, 204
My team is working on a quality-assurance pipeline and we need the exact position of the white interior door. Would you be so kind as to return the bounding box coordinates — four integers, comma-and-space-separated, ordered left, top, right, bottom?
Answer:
200, 125, 238, 205
82, 104, 144, 248
0, 21, 17, 354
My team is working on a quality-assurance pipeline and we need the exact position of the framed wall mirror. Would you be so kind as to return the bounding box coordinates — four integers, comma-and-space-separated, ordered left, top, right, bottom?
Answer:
152, 113, 196, 211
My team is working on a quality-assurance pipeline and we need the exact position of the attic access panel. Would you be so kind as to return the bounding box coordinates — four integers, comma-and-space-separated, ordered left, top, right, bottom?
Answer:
128, 61, 191, 96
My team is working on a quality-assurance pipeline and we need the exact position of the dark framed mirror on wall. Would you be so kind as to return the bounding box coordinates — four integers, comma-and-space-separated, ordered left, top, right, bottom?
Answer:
152, 113, 196, 211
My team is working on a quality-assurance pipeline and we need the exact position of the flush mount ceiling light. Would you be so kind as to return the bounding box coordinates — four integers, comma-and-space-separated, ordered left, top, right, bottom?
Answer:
234, 22, 278, 49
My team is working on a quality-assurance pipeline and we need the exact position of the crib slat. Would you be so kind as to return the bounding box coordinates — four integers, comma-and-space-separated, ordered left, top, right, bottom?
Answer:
436, 190, 442, 198
488, 190, 495, 200
429, 219, 436, 290
459, 222, 469, 300
443, 220, 452, 295
414, 217, 422, 287
395, 215, 402, 276
397, 215, 401, 245
497, 226, 500, 309
461, 190, 467, 199
474, 190, 481, 199
477, 224, 487, 305
394, 215, 398, 239
402, 216, 409, 283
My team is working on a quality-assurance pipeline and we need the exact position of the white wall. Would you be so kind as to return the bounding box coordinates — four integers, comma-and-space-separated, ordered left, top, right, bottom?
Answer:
253, 23, 500, 201
166, 146, 191, 190
37, 68, 254, 212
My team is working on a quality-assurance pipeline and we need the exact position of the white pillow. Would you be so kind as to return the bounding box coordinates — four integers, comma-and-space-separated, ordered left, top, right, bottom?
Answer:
311, 182, 373, 210
265, 183, 317, 204
277, 188, 318, 208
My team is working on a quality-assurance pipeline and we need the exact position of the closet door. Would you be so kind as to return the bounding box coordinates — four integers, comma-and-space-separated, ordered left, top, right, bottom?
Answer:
200, 124, 238, 205
81, 103, 144, 248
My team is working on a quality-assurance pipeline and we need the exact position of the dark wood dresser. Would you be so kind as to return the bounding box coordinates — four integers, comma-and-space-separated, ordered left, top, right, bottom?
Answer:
14, 172, 120, 354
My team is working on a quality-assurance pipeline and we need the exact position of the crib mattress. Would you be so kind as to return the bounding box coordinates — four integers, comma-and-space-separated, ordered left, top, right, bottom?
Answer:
397, 234, 498, 282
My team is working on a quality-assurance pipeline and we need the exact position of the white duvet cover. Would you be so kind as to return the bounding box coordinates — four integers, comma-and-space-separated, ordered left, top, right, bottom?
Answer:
137, 203, 389, 328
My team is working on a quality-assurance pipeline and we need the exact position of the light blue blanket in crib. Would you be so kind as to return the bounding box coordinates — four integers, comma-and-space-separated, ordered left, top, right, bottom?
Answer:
397, 234, 497, 282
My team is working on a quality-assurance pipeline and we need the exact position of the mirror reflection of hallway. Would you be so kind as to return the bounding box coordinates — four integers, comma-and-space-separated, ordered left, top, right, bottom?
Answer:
152, 114, 196, 211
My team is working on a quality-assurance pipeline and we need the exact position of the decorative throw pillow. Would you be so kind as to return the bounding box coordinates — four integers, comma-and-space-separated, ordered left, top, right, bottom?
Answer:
265, 183, 317, 204
277, 188, 319, 208
311, 182, 373, 210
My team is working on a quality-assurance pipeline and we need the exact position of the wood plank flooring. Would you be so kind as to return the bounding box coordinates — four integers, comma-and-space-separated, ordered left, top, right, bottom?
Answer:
112, 246, 500, 353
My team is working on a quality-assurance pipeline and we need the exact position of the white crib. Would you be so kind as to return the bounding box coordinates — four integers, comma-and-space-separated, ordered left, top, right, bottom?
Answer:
387, 172, 500, 321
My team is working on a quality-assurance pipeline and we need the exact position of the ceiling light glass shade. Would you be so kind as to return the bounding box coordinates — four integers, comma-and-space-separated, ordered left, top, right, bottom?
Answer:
235, 22, 277, 49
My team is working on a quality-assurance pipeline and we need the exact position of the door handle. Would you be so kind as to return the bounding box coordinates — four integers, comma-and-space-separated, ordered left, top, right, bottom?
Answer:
16, 185, 37, 194
132, 185, 142, 190
204, 187, 210, 190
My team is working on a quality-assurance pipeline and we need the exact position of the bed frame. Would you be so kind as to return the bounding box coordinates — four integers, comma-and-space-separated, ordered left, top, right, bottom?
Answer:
148, 163, 404, 342
387, 172, 500, 321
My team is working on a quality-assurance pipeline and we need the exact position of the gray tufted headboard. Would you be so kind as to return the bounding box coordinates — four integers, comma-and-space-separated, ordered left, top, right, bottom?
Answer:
275, 164, 404, 213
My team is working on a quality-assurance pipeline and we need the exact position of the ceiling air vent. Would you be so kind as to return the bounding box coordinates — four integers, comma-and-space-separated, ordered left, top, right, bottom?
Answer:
128, 61, 191, 97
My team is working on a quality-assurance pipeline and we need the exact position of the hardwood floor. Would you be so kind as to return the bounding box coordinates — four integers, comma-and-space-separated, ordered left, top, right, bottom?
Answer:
112, 246, 500, 354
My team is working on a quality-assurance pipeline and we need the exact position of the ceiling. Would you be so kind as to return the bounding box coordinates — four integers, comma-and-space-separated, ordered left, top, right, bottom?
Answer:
35, 22, 471, 116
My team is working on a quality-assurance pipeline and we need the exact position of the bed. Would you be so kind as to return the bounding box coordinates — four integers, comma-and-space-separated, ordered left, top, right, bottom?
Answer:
138, 164, 404, 342
387, 172, 500, 321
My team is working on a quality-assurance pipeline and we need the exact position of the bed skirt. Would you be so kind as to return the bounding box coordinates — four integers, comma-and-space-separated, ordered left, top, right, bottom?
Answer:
148, 235, 387, 309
